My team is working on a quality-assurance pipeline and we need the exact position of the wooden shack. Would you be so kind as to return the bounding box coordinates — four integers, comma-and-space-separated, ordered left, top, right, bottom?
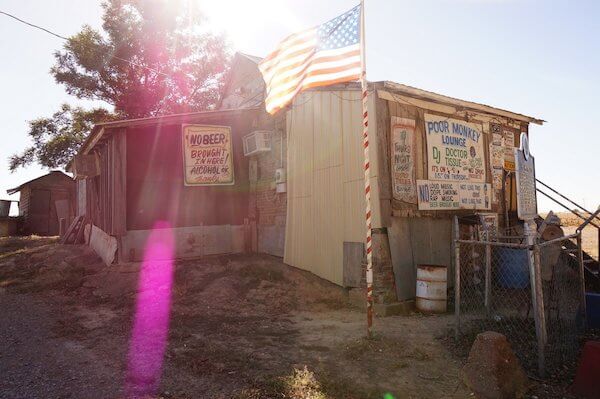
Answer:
6, 171, 75, 236
69, 108, 284, 262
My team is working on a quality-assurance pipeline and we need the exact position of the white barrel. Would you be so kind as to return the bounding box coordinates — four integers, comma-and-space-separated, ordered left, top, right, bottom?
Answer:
416, 265, 447, 313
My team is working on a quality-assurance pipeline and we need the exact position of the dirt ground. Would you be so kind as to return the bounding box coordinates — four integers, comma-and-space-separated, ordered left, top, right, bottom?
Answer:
0, 237, 580, 398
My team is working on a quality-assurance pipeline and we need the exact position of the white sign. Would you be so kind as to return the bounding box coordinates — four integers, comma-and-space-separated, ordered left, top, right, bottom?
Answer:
424, 114, 486, 183
182, 125, 234, 186
478, 213, 499, 241
503, 129, 516, 171
391, 117, 417, 203
514, 133, 537, 220
417, 180, 491, 211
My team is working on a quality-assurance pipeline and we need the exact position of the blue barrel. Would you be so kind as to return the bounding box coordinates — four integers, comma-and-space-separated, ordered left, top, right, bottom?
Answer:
494, 247, 529, 289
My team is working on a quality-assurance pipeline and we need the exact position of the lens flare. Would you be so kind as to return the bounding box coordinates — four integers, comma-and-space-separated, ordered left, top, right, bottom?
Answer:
125, 221, 175, 397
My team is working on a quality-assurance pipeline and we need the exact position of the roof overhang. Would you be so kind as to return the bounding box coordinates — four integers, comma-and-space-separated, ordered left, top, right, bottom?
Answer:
378, 81, 544, 125
68, 107, 262, 171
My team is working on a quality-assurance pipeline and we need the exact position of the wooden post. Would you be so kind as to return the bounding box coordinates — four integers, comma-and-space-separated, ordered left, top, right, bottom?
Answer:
526, 220, 546, 377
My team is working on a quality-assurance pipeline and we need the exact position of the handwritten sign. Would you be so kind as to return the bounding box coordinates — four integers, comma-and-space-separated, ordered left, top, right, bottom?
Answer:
514, 133, 537, 220
503, 129, 516, 171
417, 180, 491, 211
391, 117, 417, 203
478, 213, 498, 241
424, 114, 485, 182
182, 125, 234, 186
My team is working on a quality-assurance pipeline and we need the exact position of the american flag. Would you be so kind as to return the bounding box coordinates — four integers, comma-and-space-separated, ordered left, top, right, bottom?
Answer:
259, 5, 361, 114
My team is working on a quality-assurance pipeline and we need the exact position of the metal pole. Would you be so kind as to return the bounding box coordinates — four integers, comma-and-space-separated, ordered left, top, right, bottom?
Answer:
577, 233, 588, 328
525, 221, 546, 377
485, 243, 491, 316
359, 0, 374, 339
454, 216, 461, 340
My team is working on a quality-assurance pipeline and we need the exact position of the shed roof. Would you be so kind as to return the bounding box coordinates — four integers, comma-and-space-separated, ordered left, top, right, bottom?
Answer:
67, 107, 262, 170
7, 171, 72, 195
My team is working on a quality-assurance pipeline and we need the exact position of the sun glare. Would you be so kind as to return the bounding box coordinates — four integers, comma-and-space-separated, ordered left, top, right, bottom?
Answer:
197, 0, 304, 49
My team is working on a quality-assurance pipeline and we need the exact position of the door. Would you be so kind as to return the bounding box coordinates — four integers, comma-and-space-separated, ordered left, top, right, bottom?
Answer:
29, 189, 51, 235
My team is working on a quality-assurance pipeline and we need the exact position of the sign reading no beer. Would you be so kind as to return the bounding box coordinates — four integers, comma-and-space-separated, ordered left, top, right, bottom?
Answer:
182, 124, 234, 186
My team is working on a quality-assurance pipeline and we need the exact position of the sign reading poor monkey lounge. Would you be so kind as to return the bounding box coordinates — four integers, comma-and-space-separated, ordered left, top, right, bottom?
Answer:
424, 114, 486, 183
182, 125, 234, 186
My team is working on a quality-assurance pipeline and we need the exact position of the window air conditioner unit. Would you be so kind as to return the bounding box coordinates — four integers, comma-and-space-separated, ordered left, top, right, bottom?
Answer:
243, 130, 271, 157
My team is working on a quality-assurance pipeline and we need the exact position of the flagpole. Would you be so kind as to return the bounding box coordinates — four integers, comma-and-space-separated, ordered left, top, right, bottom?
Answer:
359, 0, 374, 339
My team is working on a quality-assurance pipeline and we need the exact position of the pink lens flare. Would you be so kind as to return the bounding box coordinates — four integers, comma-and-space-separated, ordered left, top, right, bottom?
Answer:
125, 221, 175, 398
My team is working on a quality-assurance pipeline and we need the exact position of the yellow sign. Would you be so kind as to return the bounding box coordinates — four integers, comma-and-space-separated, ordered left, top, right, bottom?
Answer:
182, 125, 234, 186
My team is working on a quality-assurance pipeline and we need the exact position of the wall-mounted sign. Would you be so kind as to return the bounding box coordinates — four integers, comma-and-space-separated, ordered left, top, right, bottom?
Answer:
489, 123, 504, 204
424, 114, 486, 182
417, 180, 491, 211
515, 133, 537, 220
478, 213, 499, 241
182, 124, 234, 186
503, 129, 516, 171
391, 117, 417, 203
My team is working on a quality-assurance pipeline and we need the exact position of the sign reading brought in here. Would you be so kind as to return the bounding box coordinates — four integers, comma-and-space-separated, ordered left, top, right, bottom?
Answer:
182, 124, 234, 186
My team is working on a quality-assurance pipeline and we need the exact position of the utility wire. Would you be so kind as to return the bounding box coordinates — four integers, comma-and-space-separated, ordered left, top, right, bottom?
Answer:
0, 9, 171, 78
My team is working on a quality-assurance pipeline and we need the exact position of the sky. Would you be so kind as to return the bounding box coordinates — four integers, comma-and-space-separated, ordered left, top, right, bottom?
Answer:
1, 0, 599, 215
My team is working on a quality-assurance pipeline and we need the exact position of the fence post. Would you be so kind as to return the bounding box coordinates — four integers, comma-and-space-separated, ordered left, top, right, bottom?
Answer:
526, 221, 546, 377
577, 233, 588, 328
454, 216, 461, 340
485, 243, 492, 316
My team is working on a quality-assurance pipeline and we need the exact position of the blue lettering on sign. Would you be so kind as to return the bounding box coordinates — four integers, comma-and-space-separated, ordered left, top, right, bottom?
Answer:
426, 121, 450, 135
451, 123, 480, 142
418, 184, 430, 202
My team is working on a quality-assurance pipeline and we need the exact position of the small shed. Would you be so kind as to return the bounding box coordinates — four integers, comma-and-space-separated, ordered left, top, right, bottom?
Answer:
7, 171, 75, 236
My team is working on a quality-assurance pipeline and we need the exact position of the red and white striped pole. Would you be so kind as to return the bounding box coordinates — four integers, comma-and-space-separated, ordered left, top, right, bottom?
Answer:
359, 0, 374, 338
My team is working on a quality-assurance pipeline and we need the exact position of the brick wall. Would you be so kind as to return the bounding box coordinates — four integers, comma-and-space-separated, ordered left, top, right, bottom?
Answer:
250, 128, 287, 256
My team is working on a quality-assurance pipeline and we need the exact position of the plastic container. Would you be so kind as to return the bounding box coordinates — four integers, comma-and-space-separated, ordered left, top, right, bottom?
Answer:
494, 247, 529, 289
416, 264, 447, 313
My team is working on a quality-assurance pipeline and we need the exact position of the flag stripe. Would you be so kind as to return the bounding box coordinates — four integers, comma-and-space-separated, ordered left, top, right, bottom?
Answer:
259, 6, 361, 114
262, 48, 360, 87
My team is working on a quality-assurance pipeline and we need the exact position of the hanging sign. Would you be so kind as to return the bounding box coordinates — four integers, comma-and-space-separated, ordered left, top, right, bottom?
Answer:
424, 114, 486, 182
417, 180, 491, 211
182, 124, 235, 186
514, 133, 537, 220
391, 117, 417, 203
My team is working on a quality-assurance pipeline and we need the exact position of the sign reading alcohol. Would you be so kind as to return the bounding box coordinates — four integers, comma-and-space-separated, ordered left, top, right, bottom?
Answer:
424, 114, 486, 183
182, 125, 234, 186
514, 133, 537, 220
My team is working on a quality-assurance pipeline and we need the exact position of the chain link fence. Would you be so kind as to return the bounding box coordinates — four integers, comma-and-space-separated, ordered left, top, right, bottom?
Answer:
453, 218, 587, 377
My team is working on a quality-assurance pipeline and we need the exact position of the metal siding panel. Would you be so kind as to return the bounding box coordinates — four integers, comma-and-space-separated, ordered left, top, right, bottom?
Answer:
284, 89, 381, 286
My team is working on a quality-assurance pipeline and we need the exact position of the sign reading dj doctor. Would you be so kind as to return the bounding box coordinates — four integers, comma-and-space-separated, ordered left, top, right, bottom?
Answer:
182, 124, 234, 186
424, 114, 486, 183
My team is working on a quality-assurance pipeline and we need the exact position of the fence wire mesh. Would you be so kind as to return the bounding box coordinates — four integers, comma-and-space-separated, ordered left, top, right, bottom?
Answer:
454, 233, 585, 377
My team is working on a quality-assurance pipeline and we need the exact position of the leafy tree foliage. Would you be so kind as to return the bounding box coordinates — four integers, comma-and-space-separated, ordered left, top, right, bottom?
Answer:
53, 0, 229, 117
9, 104, 114, 171
11, 0, 230, 171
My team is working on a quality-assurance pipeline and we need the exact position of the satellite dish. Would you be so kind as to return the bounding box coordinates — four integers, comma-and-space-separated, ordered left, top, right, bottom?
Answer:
520, 132, 530, 161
